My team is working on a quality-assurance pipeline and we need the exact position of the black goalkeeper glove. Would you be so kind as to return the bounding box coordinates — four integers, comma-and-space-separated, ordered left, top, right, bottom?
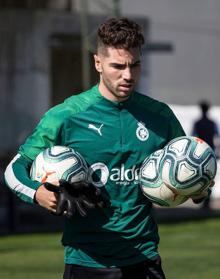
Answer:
44, 180, 105, 218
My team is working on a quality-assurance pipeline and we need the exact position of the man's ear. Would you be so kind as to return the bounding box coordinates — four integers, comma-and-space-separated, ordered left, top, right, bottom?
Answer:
94, 54, 102, 73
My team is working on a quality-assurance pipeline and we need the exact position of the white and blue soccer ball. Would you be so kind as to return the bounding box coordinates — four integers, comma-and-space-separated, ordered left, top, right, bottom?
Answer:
139, 149, 188, 207
161, 136, 217, 195
140, 136, 217, 207
30, 146, 88, 184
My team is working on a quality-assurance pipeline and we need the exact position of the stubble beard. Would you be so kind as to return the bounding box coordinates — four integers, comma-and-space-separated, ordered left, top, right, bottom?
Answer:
102, 78, 134, 102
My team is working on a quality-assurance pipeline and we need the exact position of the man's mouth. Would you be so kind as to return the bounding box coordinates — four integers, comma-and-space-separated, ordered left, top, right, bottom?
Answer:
119, 84, 133, 89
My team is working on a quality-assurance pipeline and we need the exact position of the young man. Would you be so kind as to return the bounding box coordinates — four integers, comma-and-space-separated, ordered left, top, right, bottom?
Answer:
5, 18, 196, 279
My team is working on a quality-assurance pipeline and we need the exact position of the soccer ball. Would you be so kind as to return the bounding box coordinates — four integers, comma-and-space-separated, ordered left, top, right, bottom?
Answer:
139, 136, 217, 207
30, 146, 88, 184
161, 136, 217, 195
139, 149, 188, 207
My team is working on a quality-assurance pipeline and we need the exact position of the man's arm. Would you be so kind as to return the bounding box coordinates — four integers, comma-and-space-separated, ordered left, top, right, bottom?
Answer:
4, 153, 59, 212
4, 154, 40, 203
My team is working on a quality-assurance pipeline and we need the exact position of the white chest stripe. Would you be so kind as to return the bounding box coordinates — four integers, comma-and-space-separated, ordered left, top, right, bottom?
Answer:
4, 154, 36, 199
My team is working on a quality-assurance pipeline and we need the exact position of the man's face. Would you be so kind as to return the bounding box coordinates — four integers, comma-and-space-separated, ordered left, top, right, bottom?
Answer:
94, 47, 141, 102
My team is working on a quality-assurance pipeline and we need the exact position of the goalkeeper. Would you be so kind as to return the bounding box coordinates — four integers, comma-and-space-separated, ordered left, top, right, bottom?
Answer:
4, 17, 210, 279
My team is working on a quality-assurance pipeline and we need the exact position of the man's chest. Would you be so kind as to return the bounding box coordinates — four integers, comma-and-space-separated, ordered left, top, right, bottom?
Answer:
61, 106, 168, 167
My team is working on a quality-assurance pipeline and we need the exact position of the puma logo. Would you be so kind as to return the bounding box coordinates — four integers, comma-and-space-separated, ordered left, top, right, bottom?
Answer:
88, 123, 104, 136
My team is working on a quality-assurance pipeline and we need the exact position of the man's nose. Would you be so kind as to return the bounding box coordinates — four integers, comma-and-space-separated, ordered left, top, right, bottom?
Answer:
122, 67, 132, 80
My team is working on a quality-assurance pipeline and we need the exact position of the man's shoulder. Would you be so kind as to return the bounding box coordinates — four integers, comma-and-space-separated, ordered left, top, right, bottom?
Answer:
47, 85, 100, 117
133, 91, 173, 116
65, 85, 100, 107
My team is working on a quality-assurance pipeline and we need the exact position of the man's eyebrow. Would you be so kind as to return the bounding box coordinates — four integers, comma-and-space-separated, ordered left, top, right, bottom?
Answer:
109, 62, 125, 66
109, 60, 141, 66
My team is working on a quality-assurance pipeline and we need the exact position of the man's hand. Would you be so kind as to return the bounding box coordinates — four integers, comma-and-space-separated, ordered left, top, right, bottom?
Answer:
34, 184, 58, 214
190, 181, 214, 204
44, 180, 105, 218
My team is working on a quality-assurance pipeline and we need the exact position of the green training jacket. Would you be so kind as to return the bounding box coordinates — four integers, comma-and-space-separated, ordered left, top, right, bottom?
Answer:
4, 84, 185, 267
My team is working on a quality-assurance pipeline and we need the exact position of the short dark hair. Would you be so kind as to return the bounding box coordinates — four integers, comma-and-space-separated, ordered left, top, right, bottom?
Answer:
97, 17, 145, 51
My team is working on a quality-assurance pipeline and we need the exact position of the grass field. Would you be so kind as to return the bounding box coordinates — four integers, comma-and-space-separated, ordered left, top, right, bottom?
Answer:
159, 218, 220, 279
0, 218, 220, 279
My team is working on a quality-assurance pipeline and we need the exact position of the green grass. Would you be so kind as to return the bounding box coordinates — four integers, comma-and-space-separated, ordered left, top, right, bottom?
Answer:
0, 219, 220, 278
159, 218, 220, 279
0, 233, 63, 279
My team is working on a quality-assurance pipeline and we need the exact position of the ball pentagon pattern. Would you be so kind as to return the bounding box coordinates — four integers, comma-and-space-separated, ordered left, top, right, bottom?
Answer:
139, 136, 217, 207
161, 136, 217, 195
140, 149, 188, 207
30, 146, 88, 184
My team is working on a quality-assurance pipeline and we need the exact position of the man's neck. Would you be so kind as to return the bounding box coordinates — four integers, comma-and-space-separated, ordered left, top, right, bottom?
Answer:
98, 83, 131, 103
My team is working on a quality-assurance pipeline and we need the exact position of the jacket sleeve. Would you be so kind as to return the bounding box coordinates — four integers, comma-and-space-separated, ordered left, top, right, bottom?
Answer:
4, 154, 41, 203
4, 103, 70, 203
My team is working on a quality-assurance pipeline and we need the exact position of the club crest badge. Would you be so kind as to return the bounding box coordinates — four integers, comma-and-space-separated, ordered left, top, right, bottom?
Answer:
136, 122, 149, 141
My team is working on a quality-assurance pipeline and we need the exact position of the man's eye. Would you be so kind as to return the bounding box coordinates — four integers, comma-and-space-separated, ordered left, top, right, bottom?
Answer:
113, 65, 125, 70
111, 63, 140, 70
131, 63, 141, 68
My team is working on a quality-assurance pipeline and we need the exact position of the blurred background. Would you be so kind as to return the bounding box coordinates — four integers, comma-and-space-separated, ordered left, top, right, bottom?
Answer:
0, 0, 220, 233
